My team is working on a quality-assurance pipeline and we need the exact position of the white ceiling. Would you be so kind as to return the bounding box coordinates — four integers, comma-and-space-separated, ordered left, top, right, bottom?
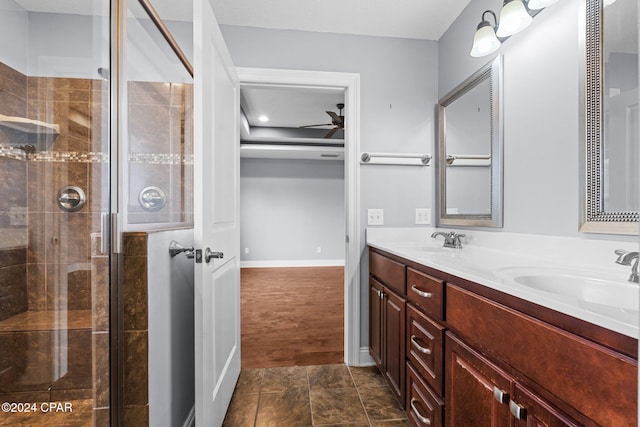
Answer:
211, 0, 471, 41
16, 0, 472, 41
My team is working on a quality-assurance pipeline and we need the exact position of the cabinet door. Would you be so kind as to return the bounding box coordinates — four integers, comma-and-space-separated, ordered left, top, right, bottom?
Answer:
511, 384, 582, 427
369, 278, 384, 368
384, 288, 406, 404
446, 333, 511, 427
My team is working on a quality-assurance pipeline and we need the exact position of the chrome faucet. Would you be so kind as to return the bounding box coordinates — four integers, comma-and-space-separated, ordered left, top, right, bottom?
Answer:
615, 250, 639, 283
431, 231, 465, 249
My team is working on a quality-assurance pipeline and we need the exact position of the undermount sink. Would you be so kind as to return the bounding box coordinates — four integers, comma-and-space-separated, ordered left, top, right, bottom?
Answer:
498, 267, 639, 324
388, 242, 445, 252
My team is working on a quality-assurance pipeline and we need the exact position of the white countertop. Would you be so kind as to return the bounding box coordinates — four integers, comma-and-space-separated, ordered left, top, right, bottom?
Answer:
367, 227, 639, 339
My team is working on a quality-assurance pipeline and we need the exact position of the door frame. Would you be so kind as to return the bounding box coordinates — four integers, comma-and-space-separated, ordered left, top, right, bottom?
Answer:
236, 67, 364, 365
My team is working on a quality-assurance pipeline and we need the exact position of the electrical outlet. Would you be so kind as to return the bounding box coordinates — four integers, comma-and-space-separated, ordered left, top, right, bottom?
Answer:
9, 207, 27, 226
317, 247, 322, 253
415, 208, 431, 225
244, 248, 249, 254
367, 209, 384, 226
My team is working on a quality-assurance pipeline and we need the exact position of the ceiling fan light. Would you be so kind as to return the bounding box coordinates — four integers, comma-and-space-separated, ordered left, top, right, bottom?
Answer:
527, 0, 560, 9
496, 0, 533, 37
470, 23, 501, 57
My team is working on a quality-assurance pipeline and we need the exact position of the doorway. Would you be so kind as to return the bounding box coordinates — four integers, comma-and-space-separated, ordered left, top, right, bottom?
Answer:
237, 67, 362, 366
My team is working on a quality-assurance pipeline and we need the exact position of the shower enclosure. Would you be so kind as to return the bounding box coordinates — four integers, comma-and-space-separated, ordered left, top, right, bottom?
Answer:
0, 0, 193, 425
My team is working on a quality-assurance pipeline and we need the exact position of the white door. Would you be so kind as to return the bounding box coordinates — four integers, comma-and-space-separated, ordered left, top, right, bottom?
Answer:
193, 0, 241, 425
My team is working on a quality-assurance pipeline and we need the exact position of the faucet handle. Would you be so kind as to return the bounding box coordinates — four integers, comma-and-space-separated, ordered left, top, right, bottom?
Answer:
615, 249, 628, 256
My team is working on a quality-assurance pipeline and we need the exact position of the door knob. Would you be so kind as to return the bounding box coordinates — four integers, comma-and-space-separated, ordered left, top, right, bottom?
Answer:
204, 247, 224, 263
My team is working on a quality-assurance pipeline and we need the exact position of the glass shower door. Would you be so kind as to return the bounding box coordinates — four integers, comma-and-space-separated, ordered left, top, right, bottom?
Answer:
0, 1, 112, 426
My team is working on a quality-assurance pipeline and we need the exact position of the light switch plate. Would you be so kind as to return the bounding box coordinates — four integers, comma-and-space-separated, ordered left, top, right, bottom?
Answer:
415, 208, 431, 225
367, 209, 384, 226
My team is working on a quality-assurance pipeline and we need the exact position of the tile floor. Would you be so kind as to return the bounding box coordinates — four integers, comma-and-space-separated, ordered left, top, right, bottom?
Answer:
223, 364, 410, 427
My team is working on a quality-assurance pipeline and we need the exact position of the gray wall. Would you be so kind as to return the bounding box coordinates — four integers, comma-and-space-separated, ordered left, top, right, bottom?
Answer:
240, 158, 345, 263
221, 25, 439, 348
439, 0, 636, 242
0, 2, 27, 74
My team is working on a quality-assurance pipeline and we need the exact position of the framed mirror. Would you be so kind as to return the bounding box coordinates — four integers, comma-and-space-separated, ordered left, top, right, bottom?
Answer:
580, 0, 639, 234
437, 56, 503, 228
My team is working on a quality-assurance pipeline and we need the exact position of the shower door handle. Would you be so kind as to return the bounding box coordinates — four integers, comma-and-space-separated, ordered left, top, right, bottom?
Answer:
101, 213, 110, 254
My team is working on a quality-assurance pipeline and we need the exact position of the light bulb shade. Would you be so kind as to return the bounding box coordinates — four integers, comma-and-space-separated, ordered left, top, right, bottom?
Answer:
470, 24, 501, 57
496, 0, 533, 37
527, 0, 560, 9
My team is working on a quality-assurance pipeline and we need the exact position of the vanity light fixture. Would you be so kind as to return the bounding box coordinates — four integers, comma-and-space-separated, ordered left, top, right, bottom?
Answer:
470, 11, 501, 57
470, 0, 561, 57
496, 0, 532, 37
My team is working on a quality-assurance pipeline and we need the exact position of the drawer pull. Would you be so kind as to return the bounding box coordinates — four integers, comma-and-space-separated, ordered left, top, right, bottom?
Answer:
410, 398, 431, 425
411, 285, 432, 298
493, 386, 509, 404
509, 401, 527, 420
410, 335, 432, 355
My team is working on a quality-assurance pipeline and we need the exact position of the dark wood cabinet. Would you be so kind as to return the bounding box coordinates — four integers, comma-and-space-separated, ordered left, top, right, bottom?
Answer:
367, 247, 637, 427
446, 333, 511, 427
383, 287, 406, 401
407, 362, 444, 427
369, 276, 406, 404
446, 333, 582, 427
446, 283, 637, 427
406, 303, 445, 396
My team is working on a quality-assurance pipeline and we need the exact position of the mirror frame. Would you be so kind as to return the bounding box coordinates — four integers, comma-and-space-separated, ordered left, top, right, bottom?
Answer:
579, 0, 639, 235
437, 55, 504, 228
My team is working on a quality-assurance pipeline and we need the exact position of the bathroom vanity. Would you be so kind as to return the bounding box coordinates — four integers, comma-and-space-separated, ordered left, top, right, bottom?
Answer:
367, 229, 638, 427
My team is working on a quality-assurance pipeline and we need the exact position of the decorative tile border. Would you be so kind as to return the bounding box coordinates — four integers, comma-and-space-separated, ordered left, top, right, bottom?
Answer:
0, 146, 27, 160
0, 146, 193, 165
128, 153, 194, 165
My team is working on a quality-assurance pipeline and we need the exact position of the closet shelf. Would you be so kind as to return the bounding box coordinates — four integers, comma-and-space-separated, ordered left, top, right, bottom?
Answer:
0, 114, 60, 135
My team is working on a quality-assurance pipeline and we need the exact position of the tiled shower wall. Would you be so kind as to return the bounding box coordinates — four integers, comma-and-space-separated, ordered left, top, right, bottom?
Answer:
1, 59, 193, 425
127, 81, 193, 226
0, 60, 106, 403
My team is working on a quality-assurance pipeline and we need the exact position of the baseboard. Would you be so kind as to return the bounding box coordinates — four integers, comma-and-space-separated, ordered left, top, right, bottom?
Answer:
240, 259, 345, 268
182, 405, 195, 427
358, 347, 375, 366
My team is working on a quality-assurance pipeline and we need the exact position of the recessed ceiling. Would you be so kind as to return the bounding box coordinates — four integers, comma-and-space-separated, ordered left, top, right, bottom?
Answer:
211, 0, 472, 40
241, 85, 344, 129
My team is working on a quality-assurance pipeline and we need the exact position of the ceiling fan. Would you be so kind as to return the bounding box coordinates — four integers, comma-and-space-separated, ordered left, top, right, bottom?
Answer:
299, 103, 345, 139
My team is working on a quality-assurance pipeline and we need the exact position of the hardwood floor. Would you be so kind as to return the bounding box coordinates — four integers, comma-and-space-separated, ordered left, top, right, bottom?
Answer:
241, 267, 344, 368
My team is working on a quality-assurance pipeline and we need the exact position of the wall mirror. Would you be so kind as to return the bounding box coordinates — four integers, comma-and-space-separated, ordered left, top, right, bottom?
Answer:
580, 0, 639, 234
437, 56, 503, 228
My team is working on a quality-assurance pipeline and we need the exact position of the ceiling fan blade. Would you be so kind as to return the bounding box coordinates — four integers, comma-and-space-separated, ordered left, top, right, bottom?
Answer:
324, 127, 339, 139
299, 123, 333, 128
326, 111, 340, 122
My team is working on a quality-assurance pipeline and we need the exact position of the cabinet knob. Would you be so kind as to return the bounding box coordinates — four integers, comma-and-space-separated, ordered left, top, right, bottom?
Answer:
493, 386, 509, 404
410, 398, 431, 425
509, 401, 527, 420
410, 335, 432, 355
411, 285, 432, 298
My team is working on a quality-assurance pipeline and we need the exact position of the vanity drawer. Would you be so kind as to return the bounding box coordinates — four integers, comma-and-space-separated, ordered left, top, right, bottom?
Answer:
406, 362, 444, 427
407, 268, 443, 320
370, 250, 406, 295
407, 303, 445, 396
